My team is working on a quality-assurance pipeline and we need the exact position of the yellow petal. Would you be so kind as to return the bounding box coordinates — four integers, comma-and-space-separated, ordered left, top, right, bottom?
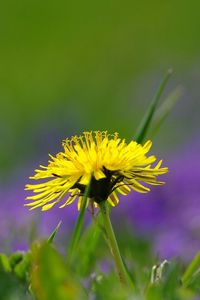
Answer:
129, 179, 150, 193
108, 192, 119, 206
42, 202, 57, 211
117, 185, 131, 195
79, 173, 91, 185
59, 194, 77, 208
94, 170, 106, 180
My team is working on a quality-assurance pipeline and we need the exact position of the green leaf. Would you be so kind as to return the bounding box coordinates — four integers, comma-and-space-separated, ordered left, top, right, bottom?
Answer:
13, 252, 31, 282
182, 252, 200, 287
68, 178, 91, 259
9, 251, 24, 269
0, 253, 11, 273
134, 68, 173, 143
0, 252, 32, 299
31, 242, 86, 300
150, 86, 183, 137
48, 221, 62, 244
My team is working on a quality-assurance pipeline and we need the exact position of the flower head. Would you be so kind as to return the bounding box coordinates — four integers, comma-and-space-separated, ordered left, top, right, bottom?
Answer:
25, 131, 168, 211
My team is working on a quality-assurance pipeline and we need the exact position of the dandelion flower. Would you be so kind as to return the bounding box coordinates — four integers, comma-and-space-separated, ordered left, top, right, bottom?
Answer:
25, 131, 168, 211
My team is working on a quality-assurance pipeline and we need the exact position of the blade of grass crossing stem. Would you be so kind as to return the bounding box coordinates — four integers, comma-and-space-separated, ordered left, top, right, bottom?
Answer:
75, 222, 102, 276
150, 86, 183, 138
69, 179, 91, 257
48, 221, 62, 244
182, 251, 200, 287
134, 68, 173, 143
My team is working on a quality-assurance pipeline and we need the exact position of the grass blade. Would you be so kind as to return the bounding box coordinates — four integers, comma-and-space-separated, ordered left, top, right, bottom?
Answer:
150, 86, 183, 137
48, 221, 62, 244
75, 219, 102, 276
134, 68, 173, 143
68, 179, 91, 258
182, 251, 200, 287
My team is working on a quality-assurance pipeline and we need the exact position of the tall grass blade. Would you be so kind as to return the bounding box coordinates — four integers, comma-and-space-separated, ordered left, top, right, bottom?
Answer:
48, 221, 62, 244
134, 68, 173, 143
150, 86, 183, 137
182, 251, 200, 287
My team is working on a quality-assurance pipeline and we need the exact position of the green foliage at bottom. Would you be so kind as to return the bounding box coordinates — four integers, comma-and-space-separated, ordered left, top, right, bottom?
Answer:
30, 242, 86, 300
1, 233, 200, 300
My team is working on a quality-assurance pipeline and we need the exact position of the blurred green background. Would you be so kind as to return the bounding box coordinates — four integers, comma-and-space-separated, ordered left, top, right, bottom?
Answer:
0, 0, 200, 178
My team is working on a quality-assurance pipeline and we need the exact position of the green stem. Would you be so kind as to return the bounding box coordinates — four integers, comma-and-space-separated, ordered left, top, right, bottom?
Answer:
99, 201, 129, 287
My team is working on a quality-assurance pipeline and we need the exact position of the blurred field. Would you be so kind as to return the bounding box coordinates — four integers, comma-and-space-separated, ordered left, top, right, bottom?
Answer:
1, 0, 200, 177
